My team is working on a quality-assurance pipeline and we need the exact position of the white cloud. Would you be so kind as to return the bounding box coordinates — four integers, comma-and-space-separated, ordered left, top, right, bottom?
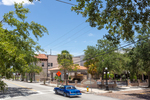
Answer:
83, 41, 86, 43
88, 33, 93, 36
1, 0, 34, 6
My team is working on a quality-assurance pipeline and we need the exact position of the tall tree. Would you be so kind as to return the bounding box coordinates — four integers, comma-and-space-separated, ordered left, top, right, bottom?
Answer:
135, 34, 150, 87
71, 0, 150, 43
57, 50, 77, 85
83, 46, 99, 78
84, 39, 123, 80
0, 2, 48, 90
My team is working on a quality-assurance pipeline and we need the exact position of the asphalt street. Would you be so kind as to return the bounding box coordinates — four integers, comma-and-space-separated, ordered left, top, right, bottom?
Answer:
0, 79, 120, 100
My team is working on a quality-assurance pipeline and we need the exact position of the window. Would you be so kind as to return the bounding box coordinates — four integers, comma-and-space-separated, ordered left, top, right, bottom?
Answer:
66, 86, 76, 89
59, 85, 64, 89
48, 63, 53, 67
42, 63, 44, 67
51, 63, 53, 67
48, 63, 50, 67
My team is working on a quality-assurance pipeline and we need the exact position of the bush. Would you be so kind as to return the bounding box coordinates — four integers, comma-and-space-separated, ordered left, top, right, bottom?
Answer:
0, 80, 8, 93
68, 76, 71, 80
104, 74, 114, 79
130, 75, 137, 81
30, 78, 32, 83
54, 76, 61, 81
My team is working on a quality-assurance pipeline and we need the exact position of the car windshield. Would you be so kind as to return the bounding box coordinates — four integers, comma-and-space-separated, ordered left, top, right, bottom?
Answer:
66, 86, 76, 89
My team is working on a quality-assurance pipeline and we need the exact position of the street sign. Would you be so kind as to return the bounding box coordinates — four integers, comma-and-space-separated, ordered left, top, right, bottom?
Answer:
56, 71, 61, 76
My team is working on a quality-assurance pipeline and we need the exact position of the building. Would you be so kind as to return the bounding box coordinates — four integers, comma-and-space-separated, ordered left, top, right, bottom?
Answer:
48, 55, 88, 82
32, 54, 88, 82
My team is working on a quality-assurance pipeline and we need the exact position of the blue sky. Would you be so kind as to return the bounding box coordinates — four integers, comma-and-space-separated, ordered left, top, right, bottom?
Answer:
0, 0, 126, 56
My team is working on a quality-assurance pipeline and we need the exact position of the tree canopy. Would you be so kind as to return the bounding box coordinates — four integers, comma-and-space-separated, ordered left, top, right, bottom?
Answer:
0, 2, 48, 89
71, 0, 150, 43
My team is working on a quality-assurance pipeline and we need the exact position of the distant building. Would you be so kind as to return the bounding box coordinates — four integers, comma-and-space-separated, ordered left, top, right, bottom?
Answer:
28, 54, 88, 82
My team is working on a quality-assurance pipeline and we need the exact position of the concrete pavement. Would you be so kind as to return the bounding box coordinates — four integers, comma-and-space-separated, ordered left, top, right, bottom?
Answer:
45, 82, 148, 94
0, 79, 120, 100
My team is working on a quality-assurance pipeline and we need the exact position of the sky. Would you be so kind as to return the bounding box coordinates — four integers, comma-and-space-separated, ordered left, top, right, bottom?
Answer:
0, 0, 127, 56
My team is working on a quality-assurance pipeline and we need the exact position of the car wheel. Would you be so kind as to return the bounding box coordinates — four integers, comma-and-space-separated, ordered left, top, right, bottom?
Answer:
55, 90, 58, 94
64, 93, 67, 97
67, 93, 70, 97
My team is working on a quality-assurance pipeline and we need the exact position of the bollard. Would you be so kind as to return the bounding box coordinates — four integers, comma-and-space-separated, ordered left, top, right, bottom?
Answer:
87, 86, 89, 92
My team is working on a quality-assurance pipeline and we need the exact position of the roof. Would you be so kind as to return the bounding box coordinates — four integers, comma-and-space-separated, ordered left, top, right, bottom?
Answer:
76, 66, 87, 70
49, 66, 87, 71
35, 54, 48, 59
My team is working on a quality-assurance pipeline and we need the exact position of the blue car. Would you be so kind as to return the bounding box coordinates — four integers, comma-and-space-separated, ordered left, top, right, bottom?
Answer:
54, 85, 82, 97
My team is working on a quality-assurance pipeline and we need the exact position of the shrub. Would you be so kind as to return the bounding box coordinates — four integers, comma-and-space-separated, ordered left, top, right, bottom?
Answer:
54, 76, 61, 81
0, 80, 8, 93
104, 74, 114, 79
68, 76, 71, 80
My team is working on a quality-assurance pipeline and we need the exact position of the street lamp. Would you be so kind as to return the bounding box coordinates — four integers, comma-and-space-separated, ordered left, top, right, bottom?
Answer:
104, 67, 109, 90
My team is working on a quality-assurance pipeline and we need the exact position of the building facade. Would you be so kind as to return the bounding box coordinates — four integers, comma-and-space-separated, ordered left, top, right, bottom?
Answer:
30, 54, 88, 82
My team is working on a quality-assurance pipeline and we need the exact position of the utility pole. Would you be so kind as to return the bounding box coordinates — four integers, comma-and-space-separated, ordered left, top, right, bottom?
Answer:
50, 49, 51, 55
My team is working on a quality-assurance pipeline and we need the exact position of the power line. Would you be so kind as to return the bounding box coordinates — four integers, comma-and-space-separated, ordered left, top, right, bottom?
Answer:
43, 22, 85, 48
52, 28, 92, 49
72, 36, 150, 64
56, 0, 76, 6
51, 25, 89, 49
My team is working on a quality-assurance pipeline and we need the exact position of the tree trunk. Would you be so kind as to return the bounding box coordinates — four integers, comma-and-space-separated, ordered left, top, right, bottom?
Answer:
114, 73, 115, 80
64, 70, 67, 85
102, 69, 104, 80
148, 72, 150, 88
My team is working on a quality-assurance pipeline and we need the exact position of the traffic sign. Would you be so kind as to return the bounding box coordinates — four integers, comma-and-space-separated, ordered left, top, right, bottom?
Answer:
56, 71, 61, 76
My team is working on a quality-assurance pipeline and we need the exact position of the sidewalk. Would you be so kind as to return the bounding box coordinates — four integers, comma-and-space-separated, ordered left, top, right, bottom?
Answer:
44, 82, 149, 94
6, 79, 149, 95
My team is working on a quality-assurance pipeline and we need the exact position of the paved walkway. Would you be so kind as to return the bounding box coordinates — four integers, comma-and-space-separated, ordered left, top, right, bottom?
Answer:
43, 81, 148, 94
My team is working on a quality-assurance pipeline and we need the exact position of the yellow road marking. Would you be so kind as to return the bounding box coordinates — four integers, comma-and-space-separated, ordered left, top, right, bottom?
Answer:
4, 80, 37, 92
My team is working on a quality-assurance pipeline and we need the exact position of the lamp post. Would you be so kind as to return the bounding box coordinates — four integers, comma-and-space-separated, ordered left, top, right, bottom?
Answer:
104, 67, 109, 90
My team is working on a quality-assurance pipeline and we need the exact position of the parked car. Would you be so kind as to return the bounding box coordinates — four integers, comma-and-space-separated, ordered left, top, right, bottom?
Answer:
54, 85, 82, 97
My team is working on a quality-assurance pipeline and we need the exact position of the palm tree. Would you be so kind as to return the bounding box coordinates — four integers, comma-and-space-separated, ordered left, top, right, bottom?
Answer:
57, 50, 73, 85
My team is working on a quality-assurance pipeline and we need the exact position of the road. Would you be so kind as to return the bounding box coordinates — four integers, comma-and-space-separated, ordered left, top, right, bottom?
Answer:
0, 79, 120, 100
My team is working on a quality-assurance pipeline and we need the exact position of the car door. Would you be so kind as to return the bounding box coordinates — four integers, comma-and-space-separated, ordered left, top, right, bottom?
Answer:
57, 86, 63, 94
59, 86, 65, 94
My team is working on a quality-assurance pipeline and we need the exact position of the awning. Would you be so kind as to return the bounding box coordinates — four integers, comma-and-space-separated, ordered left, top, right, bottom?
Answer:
48, 66, 87, 71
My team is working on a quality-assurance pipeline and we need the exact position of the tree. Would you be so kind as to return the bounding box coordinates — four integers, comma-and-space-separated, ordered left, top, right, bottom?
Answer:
84, 39, 124, 80
135, 34, 150, 87
42, 70, 47, 85
83, 46, 99, 78
127, 48, 144, 81
71, 0, 150, 43
0, 2, 48, 89
57, 50, 77, 85
27, 64, 42, 83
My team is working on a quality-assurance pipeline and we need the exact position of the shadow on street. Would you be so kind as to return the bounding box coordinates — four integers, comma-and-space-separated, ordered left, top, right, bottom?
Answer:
125, 91, 150, 100
0, 87, 38, 99
54, 93, 81, 98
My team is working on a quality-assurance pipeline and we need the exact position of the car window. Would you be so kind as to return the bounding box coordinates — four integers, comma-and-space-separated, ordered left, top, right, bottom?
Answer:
59, 85, 64, 89
66, 86, 76, 89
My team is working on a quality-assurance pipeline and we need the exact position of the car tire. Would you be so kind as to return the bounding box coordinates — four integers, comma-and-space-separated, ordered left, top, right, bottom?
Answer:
67, 93, 70, 97
64, 93, 67, 97
55, 90, 58, 94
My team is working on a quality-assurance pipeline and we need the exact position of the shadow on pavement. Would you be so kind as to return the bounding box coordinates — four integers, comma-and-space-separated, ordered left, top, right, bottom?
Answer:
0, 87, 38, 99
54, 93, 81, 98
125, 91, 150, 100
